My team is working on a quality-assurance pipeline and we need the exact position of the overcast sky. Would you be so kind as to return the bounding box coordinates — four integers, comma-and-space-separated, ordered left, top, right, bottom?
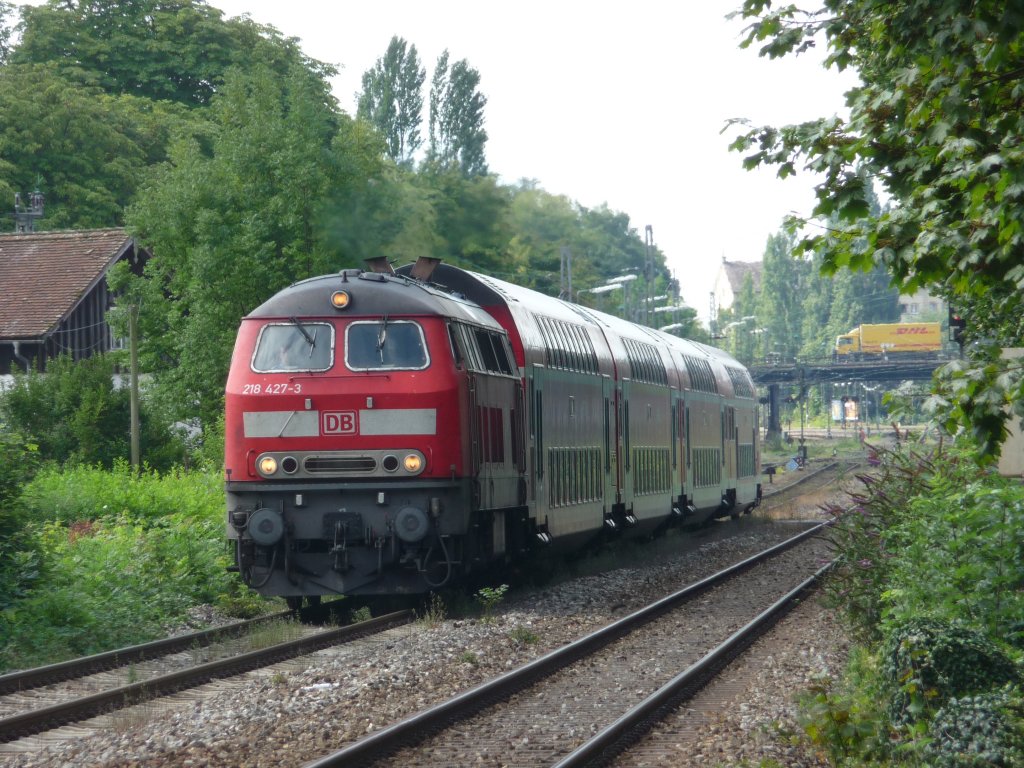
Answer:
33, 0, 860, 322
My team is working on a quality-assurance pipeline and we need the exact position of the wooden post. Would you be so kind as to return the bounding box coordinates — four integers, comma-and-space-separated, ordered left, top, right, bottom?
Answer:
129, 304, 140, 472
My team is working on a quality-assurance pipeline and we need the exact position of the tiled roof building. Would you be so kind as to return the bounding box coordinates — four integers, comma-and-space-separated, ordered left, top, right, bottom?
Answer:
712, 257, 763, 312
0, 228, 148, 374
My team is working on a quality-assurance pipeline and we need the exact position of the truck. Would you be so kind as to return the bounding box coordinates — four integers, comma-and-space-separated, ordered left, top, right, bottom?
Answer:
834, 322, 942, 361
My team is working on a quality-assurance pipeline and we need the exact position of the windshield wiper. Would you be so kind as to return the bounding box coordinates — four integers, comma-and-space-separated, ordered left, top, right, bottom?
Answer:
289, 316, 315, 350
376, 315, 389, 362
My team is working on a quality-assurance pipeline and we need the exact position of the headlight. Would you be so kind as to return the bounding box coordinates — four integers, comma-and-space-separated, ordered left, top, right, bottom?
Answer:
258, 456, 278, 475
403, 453, 423, 472
330, 290, 351, 309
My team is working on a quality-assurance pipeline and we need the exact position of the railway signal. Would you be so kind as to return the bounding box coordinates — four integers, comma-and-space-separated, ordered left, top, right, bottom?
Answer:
948, 306, 967, 348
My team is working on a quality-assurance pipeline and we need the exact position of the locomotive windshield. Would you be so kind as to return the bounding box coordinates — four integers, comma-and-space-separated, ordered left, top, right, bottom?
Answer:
346, 320, 429, 370
252, 321, 334, 372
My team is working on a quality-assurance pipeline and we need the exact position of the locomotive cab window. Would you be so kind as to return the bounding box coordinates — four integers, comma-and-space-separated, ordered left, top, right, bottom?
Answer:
448, 322, 515, 376
252, 321, 334, 372
346, 320, 429, 370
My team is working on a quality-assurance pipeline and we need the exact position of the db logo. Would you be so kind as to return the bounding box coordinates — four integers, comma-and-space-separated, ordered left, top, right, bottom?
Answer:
322, 411, 357, 435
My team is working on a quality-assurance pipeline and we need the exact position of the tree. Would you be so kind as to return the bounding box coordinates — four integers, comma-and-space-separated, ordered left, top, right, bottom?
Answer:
0, 354, 183, 469
0, 63, 194, 230
728, 0, 1024, 455
0, 1, 14, 64
756, 231, 808, 363
357, 36, 426, 167
415, 166, 511, 274
428, 50, 489, 175
13, 0, 335, 108
126, 64, 380, 427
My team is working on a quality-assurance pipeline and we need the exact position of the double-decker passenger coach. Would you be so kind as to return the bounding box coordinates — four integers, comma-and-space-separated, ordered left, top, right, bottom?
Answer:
224, 258, 760, 605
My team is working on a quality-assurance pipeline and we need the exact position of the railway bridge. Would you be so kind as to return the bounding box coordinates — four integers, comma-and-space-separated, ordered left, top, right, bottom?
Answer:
748, 357, 950, 439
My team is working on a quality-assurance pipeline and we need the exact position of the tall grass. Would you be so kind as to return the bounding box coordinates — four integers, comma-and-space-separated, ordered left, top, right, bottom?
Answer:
0, 462, 268, 672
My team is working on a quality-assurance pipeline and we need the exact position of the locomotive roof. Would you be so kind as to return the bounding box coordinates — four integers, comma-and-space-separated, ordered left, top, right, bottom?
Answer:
246, 269, 503, 330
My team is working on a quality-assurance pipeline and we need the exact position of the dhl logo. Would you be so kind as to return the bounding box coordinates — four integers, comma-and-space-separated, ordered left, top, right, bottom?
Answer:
895, 327, 932, 334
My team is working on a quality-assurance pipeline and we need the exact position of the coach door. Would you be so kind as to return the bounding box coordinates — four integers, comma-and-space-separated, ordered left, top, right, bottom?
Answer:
618, 378, 632, 513
528, 365, 544, 507
673, 392, 687, 502
603, 376, 616, 513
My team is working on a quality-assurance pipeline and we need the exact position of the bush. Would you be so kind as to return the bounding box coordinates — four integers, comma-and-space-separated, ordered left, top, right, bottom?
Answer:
0, 353, 185, 470
17, 460, 220, 526
822, 444, 939, 643
798, 649, 894, 766
0, 430, 42, 611
926, 688, 1024, 768
0, 464, 267, 671
881, 618, 1018, 726
883, 474, 1024, 642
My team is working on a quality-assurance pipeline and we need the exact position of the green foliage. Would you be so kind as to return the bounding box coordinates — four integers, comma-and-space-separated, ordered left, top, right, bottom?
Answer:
0, 464, 247, 671
0, 353, 184, 470
756, 230, 809, 362
728, 0, 1024, 454
127, 63, 370, 427
0, 431, 42, 611
798, 651, 894, 766
0, 1, 13, 64
0, 62, 189, 230
806, 444, 1024, 765
428, 49, 488, 176
418, 592, 447, 627
925, 688, 1024, 768
508, 625, 538, 646
925, 348, 1024, 461
12, 0, 335, 108
882, 474, 1024, 640
821, 444, 937, 643
357, 36, 426, 167
474, 583, 508, 621
416, 167, 512, 276
881, 618, 1018, 727
18, 460, 220, 526
348, 605, 372, 624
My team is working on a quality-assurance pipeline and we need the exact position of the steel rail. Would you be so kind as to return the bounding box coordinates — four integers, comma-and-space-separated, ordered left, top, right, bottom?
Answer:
761, 459, 844, 499
0, 597, 353, 695
0, 609, 290, 696
303, 524, 826, 768
553, 563, 834, 768
0, 609, 414, 744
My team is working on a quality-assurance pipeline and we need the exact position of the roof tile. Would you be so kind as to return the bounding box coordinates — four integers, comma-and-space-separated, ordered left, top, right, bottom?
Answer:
0, 228, 132, 340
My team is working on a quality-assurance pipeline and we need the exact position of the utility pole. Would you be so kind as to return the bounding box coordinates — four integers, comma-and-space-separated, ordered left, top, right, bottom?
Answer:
129, 304, 140, 472
559, 246, 572, 301
644, 225, 654, 326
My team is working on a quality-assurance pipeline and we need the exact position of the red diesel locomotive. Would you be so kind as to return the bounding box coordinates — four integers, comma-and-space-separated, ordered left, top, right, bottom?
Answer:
225, 258, 761, 604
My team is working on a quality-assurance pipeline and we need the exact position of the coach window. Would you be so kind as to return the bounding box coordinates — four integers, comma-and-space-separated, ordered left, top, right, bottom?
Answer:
252, 322, 334, 373
346, 320, 429, 371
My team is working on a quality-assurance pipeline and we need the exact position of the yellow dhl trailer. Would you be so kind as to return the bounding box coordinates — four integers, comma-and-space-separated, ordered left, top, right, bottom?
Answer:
834, 322, 942, 360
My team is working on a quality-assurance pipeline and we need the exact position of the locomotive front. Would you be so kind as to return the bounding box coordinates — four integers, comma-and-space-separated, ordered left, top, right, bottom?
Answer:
224, 266, 497, 602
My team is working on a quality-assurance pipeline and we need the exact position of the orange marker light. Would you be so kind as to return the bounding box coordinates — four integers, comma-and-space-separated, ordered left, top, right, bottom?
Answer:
331, 291, 351, 309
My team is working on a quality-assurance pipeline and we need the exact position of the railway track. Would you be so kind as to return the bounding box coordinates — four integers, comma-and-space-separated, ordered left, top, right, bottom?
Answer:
303, 524, 831, 768
0, 609, 415, 745
0, 466, 847, 765
760, 458, 860, 508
